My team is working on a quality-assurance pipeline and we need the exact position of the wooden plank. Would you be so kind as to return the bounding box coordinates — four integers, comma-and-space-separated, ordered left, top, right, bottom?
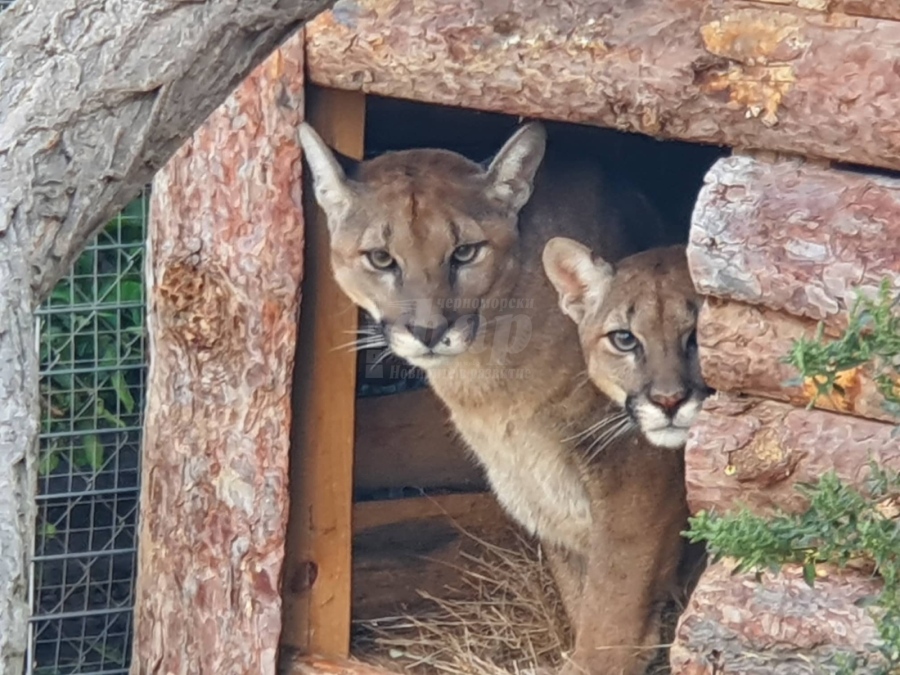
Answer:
281, 86, 366, 657
305, 0, 900, 173
131, 33, 307, 675
353, 492, 504, 533
684, 393, 900, 517
697, 298, 896, 424
282, 652, 402, 675
353, 389, 486, 498
689, 154, 900, 332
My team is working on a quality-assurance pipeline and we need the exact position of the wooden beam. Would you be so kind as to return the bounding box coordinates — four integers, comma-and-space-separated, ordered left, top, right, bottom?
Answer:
281, 87, 366, 657
132, 33, 307, 675
305, 0, 900, 172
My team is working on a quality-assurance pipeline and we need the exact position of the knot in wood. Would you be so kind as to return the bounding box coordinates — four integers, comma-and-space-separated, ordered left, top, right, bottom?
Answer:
158, 260, 240, 353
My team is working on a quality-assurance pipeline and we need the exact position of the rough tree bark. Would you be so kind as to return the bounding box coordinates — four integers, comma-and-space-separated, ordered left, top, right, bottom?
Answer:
698, 299, 896, 424
0, 2, 333, 673
689, 154, 900, 331
672, 559, 885, 674
306, 0, 900, 172
132, 33, 309, 675
684, 393, 900, 516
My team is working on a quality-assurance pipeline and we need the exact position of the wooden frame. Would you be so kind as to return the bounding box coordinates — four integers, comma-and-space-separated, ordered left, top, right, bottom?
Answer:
282, 86, 366, 658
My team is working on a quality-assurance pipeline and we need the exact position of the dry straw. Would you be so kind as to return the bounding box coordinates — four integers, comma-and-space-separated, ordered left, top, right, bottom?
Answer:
352, 528, 682, 675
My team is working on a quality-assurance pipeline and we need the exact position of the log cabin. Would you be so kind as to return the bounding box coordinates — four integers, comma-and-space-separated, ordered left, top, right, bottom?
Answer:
129, 1, 900, 673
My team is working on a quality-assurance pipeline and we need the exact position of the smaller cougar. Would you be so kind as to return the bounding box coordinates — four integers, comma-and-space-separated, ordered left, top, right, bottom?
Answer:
542, 238, 710, 674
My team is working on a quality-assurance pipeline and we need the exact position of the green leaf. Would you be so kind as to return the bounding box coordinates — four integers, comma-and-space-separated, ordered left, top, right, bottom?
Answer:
111, 371, 135, 414
41, 523, 58, 538
38, 451, 60, 476
803, 561, 817, 587
81, 435, 105, 472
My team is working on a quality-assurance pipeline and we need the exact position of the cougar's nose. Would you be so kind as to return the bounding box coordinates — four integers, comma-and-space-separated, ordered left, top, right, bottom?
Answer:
650, 388, 689, 415
406, 322, 449, 349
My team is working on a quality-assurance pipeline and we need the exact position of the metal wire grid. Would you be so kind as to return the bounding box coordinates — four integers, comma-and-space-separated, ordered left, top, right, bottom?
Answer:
29, 191, 149, 675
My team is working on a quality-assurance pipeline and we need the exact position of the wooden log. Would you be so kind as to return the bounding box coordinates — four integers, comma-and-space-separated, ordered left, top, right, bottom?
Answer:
354, 389, 485, 498
670, 559, 885, 674
698, 298, 897, 424
689, 154, 900, 330
132, 34, 307, 675
281, 87, 366, 658
305, 0, 900, 172
684, 393, 900, 517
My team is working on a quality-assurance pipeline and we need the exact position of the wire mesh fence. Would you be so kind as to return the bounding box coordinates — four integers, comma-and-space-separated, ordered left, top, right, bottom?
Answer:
29, 192, 149, 675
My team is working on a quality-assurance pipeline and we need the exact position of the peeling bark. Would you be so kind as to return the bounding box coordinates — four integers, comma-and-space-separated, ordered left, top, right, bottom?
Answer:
130, 32, 309, 675
671, 559, 885, 674
684, 393, 900, 517
698, 298, 897, 424
689, 154, 900, 329
0, 3, 332, 674
306, 0, 900, 172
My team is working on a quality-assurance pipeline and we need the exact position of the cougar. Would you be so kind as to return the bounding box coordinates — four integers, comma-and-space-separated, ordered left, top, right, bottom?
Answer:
299, 120, 704, 674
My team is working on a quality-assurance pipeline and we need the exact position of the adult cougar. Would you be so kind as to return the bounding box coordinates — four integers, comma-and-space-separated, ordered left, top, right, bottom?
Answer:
299, 120, 696, 674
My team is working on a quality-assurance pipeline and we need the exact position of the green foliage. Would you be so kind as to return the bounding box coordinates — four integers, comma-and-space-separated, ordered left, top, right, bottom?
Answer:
786, 278, 900, 421
38, 195, 147, 482
687, 278, 900, 674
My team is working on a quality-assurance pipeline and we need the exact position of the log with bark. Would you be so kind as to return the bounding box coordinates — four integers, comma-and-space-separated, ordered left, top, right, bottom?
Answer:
689, 154, 900, 331
684, 393, 900, 517
0, 3, 332, 673
130, 32, 310, 675
306, 0, 900, 172
698, 298, 897, 424
671, 559, 886, 674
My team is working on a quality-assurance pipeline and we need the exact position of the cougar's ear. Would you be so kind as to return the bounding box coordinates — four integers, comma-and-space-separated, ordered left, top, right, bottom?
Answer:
299, 122, 357, 231
542, 237, 614, 324
485, 122, 547, 214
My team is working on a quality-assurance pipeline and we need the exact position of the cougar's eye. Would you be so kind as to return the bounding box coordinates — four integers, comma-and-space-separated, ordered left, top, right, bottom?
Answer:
609, 330, 640, 353
365, 249, 396, 271
451, 243, 484, 265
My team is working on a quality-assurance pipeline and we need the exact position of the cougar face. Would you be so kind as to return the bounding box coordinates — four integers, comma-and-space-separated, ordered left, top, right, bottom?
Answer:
299, 123, 546, 368
543, 240, 709, 448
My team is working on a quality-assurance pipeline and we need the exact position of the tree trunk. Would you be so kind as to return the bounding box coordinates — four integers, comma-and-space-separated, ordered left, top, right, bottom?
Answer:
306, 0, 900, 172
131, 32, 308, 675
698, 298, 896, 424
671, 559, 885, 674
0, 2, 333, 674
684, 393, 900, 517
689, 154, 900, 330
